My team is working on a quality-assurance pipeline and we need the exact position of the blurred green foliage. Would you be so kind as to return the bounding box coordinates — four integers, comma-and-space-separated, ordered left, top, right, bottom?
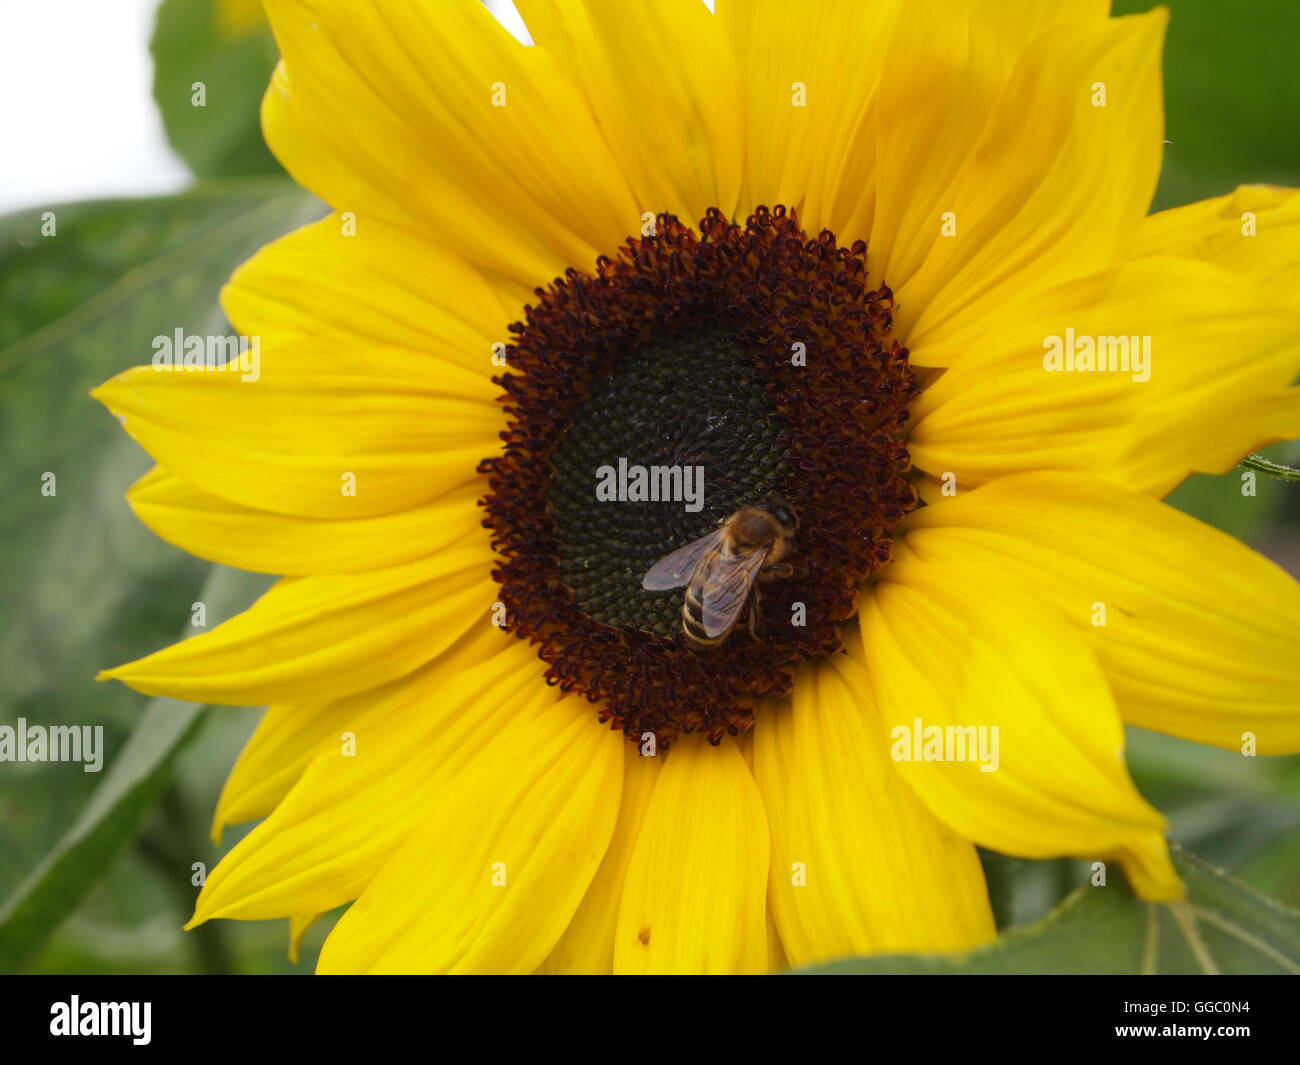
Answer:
1115, 0, 1300, 212
805, 849, 1300, 974
0, 184, 319, 972
151, 0, 281, 179
0, 0, 1297, 974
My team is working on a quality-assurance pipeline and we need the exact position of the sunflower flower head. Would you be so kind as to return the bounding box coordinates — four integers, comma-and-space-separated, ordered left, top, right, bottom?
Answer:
92, 0, 1300, 974
484, 205, 917, 744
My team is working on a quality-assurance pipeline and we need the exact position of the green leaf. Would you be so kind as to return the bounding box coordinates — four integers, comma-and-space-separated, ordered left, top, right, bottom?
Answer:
797, 848, 1300, 974
151, 0, 281, 179
0, 567, 269, 969
0, 182, 317, 966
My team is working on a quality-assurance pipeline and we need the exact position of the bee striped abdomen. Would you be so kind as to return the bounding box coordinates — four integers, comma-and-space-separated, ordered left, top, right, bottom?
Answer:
681, 582, 720, 646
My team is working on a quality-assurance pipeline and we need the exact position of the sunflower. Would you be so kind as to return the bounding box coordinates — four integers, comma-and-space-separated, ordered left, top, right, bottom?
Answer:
92, 0, 1300, 974
217, 0, 270, 38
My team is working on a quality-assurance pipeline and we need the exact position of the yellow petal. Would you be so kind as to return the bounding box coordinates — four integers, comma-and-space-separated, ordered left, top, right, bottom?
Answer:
288, 913, 319, 964
317, 685, 624, 973
210, 623, 507, 835
128, 466, 485, 576
1135, 184, 1300, 313
217, 0, 266, 37
213, 699, 358, 838
99, 545, 495, 705
262, 0, 639, 288
516, 0, 742, 225
860, 560, 1182, 900
766, 905, 789, 973
91, 337, 499, 519
222, 212, 514, 362
896, 9, 1166, 350
754, 656, 995, 968
909, 256, 1300, 497
717, 0, 902, 235
614, 735, 770, 974
903, 472, 1300, 753
188, 637, 540, 924
866, 0, 1110, 295
537, 743, 661, 974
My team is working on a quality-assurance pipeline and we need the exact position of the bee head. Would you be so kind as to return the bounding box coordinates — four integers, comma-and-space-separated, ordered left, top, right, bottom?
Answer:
761, 494, 798, 532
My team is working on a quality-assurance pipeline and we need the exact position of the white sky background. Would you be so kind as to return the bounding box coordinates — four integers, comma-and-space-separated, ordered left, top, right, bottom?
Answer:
0, 0, 710, 216
0, 0, 190, 214
0, 0, 540, 216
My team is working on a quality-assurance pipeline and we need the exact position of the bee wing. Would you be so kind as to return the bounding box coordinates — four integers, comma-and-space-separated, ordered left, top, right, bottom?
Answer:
641, 528, 727, 591
699, 547, 769, 638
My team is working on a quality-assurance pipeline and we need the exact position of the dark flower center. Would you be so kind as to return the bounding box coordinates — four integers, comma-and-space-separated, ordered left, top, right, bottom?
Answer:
479, 207, 918, 747
549, 322, 788, 636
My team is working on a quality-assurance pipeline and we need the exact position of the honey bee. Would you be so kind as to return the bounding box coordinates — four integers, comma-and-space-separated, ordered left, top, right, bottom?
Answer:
642, 496, 798, 648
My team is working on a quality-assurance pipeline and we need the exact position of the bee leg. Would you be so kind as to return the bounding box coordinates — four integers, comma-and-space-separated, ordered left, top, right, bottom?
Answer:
761, 562, 794, 582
